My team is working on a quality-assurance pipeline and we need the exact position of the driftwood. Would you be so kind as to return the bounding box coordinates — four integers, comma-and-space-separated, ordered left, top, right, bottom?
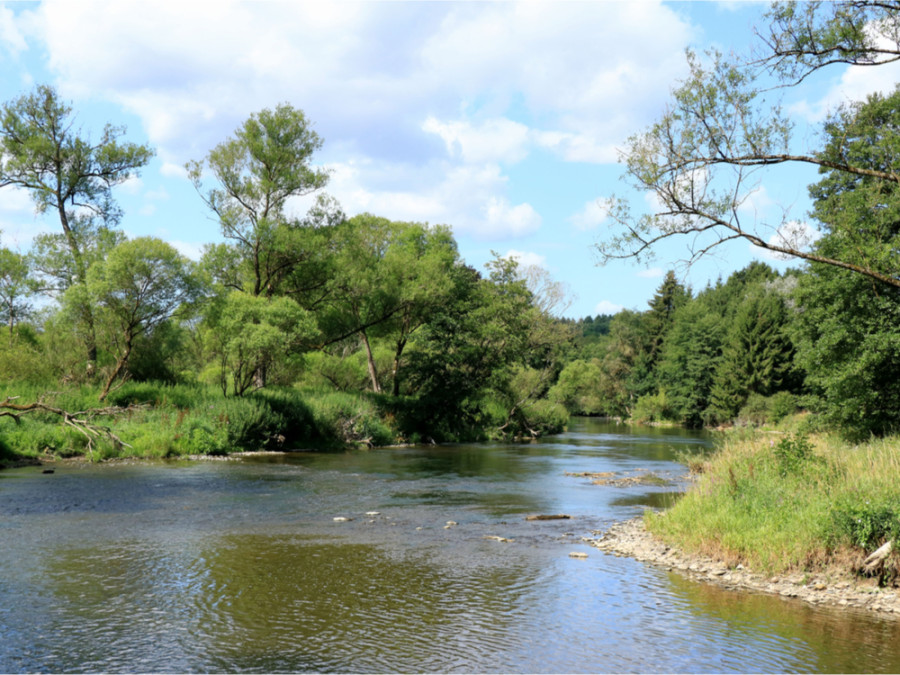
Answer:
0, 395, 141, 458
525, 514, 572, 521
863, 540, 894, 574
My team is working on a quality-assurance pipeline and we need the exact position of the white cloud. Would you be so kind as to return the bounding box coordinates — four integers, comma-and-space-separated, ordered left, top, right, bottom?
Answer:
0, 186, 52, 248
752, 220, 822, 261
160, 162, 189, 180
320, 158, 540, 240
0, 5, 28, 56
167, 239, 204, 261
594, 300, 624, 315
637, 267, 665, 279
422, 116, 530, 164
570, 199, 609, 231
503, 249, 547, 269
16, 0, 703, 252
483, 198, 541, 240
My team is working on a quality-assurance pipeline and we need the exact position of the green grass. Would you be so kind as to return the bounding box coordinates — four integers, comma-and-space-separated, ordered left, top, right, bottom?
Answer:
0, 381, 406, 463
649, 431, 900, 576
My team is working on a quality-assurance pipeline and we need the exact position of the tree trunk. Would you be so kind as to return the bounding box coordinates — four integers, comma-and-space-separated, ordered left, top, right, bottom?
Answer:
360, 331, 381, 393
99, 334, 132, 401
391, 336, 408, 397
58, 203, 98, 377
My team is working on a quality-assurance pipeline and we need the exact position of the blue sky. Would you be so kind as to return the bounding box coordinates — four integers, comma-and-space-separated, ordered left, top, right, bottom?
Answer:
1, 1, 898, 318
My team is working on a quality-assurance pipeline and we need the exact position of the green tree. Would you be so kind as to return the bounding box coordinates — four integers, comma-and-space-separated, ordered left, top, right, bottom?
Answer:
205, 292, 317, 397
597, 4, 900, 290
656, 299, 724, 427
188, 103, 330, 299
706, 288, 795, 422
0, 246, 34, 340
318, 215, 460, 395
0, 84, 154, 373
792, 88, 900, 438
645, 270, 690, 367
86, 237, 202, 400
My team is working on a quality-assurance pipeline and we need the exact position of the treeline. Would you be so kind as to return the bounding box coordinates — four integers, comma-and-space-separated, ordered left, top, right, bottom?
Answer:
0, 87, 574, 453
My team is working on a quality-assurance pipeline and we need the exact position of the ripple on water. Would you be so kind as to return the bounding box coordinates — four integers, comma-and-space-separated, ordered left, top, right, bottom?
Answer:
4, 424, 900, 673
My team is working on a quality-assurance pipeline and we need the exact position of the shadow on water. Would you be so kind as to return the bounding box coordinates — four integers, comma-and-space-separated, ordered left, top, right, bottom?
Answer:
1, 417, 899, 673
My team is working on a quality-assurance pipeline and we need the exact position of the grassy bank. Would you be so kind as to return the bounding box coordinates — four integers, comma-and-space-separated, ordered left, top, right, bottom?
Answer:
0, 382, 408, 464
648, 430, 900, 580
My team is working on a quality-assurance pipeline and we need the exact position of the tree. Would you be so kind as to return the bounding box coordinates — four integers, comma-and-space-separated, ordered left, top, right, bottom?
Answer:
706, 288, 795, 422
86, 237, 202, 400
317, 215, 460, 395
188, 103, 329, 299
597, 3, 900, 290
0, 247, 34, 340
791, 88, 900, 438
644, 271, 690, 366
205, 292, 317, 397
757, 1, 900, 83
0, 84, 154, 373
656, 299, 724, 427
189, 104, 331, 390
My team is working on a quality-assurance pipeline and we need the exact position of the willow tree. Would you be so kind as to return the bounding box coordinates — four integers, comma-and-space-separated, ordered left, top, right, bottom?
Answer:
0, 85, 154, 374
188, 103, 330, 299
597, 1, 900, 291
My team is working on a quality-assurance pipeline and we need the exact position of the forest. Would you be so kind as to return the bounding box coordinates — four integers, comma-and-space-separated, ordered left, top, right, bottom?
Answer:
1, 1, 899, 465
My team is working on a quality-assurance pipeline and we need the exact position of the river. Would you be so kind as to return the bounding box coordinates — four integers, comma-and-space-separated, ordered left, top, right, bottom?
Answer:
1, 418, 899, 673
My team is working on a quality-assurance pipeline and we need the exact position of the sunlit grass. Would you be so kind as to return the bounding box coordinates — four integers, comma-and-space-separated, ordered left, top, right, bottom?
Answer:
649, 432, 900, 575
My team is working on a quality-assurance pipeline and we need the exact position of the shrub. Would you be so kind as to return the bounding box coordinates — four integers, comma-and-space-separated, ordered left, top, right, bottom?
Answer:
773, 433, 820, 476
632, 390, 672, 424
830, 498, 900, 551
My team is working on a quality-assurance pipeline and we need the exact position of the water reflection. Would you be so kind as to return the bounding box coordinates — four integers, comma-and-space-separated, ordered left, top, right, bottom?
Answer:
0, 419, 898, 673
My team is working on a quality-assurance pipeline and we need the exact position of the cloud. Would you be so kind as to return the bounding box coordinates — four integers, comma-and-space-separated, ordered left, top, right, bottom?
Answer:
422, 116, 530, 164
27, 1, 695, 162
15, 0, 701, 249
503, 249, 547, 269
594, 299, 624, 315
751, 220, 822, 261
637, 267, 665, 279
0, 5, 28, 56
570, 199, 610, 231
320, 158, 540, 240
483, 198, 541, 239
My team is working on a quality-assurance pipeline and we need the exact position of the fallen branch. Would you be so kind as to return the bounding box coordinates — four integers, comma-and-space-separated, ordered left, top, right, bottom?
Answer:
1, 395, 142, 459
863, 540, 894, 574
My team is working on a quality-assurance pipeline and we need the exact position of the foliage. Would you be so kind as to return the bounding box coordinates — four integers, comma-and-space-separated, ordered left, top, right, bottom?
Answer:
205, 291, 317, 396
0, 85, 153, 373
87, 237, 203, 399
831, 498, 900, 552
656, 299, 723, 427
772, 433, 820, 475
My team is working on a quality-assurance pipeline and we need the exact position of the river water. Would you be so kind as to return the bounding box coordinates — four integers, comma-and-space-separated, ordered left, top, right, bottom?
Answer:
1, 418, 899, 673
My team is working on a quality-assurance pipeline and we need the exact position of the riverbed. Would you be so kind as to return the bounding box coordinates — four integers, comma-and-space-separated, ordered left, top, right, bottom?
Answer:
1, 418, 899, 673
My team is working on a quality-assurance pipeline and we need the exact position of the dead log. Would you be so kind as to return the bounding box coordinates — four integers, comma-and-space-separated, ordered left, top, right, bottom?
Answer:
525, 514, 572, 521
1, 395, 141, 459
863, 540, 893, 574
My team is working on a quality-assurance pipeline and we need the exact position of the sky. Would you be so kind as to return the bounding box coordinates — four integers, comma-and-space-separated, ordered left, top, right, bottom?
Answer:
1, 0, 899, 319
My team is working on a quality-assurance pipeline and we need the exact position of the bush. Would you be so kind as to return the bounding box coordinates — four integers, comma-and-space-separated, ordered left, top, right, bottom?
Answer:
830, 498, 900, 551
632, 390, 672, 424
773, 433, 819, 476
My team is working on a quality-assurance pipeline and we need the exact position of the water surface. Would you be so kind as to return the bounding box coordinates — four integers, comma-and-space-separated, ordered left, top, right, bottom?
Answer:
1, 418, 898, 673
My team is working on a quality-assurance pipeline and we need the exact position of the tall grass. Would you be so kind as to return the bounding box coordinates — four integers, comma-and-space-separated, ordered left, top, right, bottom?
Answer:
649, 432, 900, 575
0, 381, 404, 463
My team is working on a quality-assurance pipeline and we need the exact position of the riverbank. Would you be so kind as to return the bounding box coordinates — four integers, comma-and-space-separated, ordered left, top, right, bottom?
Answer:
588, 518, 900, 617
581, 428, 900, 618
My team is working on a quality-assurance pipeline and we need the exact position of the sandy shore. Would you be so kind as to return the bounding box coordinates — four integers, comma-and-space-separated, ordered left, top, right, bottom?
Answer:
585, 517, 900, 617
